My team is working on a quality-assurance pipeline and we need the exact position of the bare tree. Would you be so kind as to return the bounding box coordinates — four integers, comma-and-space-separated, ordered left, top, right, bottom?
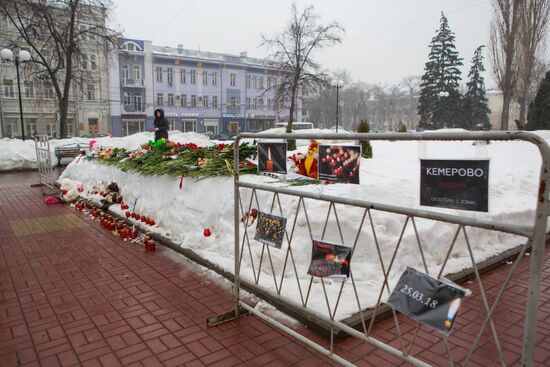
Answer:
261, 3, 343, 149
0, 0, 118, 138
400, 75, 421, 130
515, 0, 550, 126
489, 0, 522, 130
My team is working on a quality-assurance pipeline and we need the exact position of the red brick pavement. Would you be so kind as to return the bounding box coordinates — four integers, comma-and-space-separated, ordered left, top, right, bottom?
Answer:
1, 174, 549, 366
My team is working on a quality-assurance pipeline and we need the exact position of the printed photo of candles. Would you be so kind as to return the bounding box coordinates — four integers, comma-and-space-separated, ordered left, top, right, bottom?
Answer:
254, 211, 287, 249
258, 142, 287, 174
318, 145, 361, 184
307, 240, 352, 278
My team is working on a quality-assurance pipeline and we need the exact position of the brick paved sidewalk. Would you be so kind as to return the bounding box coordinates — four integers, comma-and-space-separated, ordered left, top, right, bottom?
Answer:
1, 173, 549, 366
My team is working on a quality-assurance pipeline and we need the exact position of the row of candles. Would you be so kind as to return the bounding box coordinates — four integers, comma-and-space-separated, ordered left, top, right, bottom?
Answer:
74, 200, 156, 251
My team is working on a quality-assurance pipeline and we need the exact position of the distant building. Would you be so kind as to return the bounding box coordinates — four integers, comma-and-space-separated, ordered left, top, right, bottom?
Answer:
486, 89, 520, 130
109, 38, 297, 137
0, 10, 110, 138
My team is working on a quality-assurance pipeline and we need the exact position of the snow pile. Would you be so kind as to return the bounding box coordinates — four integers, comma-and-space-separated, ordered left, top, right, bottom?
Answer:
0, 131, 213, 171
59, 132, 547, 320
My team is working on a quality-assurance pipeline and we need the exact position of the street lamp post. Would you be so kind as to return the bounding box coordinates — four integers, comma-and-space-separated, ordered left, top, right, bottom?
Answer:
1, 49, 32, 140
331, 79, 344, 132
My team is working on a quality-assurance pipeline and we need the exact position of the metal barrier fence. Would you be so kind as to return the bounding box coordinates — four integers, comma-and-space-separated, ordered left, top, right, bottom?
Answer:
34, 134, 55, 194
230, 131, 550, 367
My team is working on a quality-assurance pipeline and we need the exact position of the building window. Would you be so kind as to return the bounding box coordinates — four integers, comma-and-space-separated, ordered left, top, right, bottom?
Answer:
202, 96, 208, 108
212, 96, 218, 108
253, 98, 257, 110
25, 119, 37, 137
259, 76, 264, 89
133, 65, 141, 80
157, 93, 163, 106
167, 68, 173, 85
168, 118, 176, 131
123, 120, 144, 136
90, 54, 97, 70
258, 98, 264, 109
182, 120, 195, 132
253, 76, 257, 89
246, 75, 251, 89
155, 66, 163, 82
267, 76, 272, 89
230, 73, 236, 87
5, 119, 18, 137
81, 54, 88, 70
204, 120, 218, 134
43, 82, 54, 99
134, 95, 143, 111
246, 98, 251, 109
181, 94, 187, 107
124, 92, 131, 105
267, 99, 272, 109
212, 72, 217, 86
3, 79, 14, 98
121, 65, 129, 79
181, 69, 186, 84
86, 83, 96, 101
230, 97, 236, 108
190, 70, 196, 84
191, 95, 196, 107
126, 43, 135, 51
202, 70, 208, 85
167, 94, 174, 106
24, 81, 34, 99
45, 122, 57, 137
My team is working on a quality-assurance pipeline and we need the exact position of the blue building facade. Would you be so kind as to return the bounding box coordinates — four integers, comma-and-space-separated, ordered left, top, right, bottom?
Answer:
109, 39, 298, 137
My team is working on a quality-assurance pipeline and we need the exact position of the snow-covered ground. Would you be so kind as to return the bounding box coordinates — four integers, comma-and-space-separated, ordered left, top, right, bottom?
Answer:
0, 131, 213, 171
55, 129, 547, 320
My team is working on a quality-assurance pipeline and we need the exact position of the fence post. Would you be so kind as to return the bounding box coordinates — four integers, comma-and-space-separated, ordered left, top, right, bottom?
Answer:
522, 147, 550, 366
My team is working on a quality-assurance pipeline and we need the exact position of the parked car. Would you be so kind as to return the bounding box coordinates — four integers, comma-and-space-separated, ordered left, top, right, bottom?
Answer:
209, 133, 233, 141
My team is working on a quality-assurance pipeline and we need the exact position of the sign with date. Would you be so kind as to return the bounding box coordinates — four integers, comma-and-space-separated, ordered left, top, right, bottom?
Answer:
420, 159, 489, 212
386, 267, 466, 334
128, 195, 137, 212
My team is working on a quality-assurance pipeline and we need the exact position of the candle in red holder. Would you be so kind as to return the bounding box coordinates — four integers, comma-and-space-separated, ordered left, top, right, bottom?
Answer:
141, 216, 146, 223
125, 212, 131, 218
145, 240, 156, 251
266, 147, 273, 172
135, 215, 140, 221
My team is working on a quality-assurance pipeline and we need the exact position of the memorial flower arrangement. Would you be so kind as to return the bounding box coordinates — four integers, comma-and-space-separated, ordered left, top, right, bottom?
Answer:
84, 139, 257, 178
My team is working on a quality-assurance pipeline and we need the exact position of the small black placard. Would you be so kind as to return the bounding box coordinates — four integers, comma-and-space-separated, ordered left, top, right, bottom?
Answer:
318, 145, 361, 184
386, 267, 466, 335
307, 240, 352, 278
258, 142, 287, 175
420, 159, 489, 212
254, 212, 286, 249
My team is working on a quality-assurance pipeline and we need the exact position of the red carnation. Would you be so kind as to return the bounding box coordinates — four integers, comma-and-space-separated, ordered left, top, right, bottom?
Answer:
203, 228, 212, 237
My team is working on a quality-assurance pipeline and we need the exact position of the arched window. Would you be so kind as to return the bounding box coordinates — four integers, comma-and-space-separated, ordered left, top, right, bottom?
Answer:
90, 54, 97, 70
81, 54, 88, 70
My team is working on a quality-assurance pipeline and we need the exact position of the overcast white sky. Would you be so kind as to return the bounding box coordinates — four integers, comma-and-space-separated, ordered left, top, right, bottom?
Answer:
111, 0, 550, 88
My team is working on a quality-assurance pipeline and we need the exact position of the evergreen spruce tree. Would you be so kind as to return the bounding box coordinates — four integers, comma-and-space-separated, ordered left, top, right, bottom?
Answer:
525, 71, 550, 131
356, 119, 373, 158
464, 46, 491, 130
418, 13, 463, 130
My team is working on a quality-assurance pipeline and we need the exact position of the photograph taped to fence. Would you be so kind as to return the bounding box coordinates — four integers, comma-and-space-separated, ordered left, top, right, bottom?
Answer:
386, 267, 467, 335
258, 142, 287, 175
420, 159, 489, 212
254, 211, 287, 249
307, 240, 352, 278
318, 145, 361, 184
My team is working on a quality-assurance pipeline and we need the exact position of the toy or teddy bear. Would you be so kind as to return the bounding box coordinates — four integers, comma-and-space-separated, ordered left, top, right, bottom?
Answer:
289, 140, 319, 179
60, 178, 80, 203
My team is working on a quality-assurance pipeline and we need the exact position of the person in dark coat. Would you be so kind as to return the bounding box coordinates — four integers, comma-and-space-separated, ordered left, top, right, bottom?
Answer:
153, 108, 169, 141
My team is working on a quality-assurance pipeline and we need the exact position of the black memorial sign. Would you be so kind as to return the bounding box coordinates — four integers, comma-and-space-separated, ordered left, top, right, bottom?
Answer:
386, 267, 466, 335
258, 142, 287, 175
420, 159, 489, 212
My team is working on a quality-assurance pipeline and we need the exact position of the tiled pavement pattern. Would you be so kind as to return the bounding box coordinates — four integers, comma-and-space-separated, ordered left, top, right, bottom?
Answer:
1, 171, 549, 366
